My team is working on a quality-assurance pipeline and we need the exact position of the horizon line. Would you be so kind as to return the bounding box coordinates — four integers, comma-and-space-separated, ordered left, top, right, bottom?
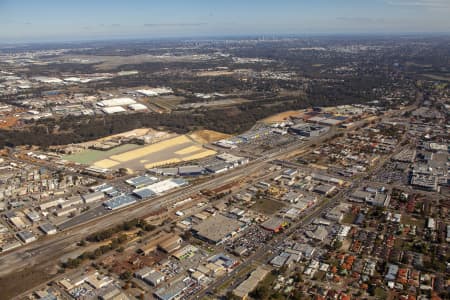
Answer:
1, 31, 450, 46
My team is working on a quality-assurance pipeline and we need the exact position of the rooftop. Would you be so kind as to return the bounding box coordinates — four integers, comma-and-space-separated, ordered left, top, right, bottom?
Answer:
192, 214, 244, 244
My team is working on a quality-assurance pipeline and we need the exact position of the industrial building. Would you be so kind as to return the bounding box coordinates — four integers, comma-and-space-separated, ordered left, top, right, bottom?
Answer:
138, 233, 183, 255
101, 106, 127, 114
136, 87, 173, 97
97, 97, 136, 107
148, 167, 179, 176
25, 210, 41, 223
135, 267, 165, 286
39, 199, 64, 211
216, 153, 249, 166
90, 183, 115, 193
153, 279, 189, 300
178, 165, 205, 176
289, 123, 329, 137
103, 194, 137, 210
305, 226, 328, 241
192, 214, 245, 245
313, 184, 336, 195
128, 103, 148, 111
81, 191, 105, 204
133, 178, 187, 197
260, 217, 287, 233
17, 230, 37, 244
132, 188, 155, 200
39, 223, 57, 235
410, 173, 439, 192
172, 245, 198, 260
54, 207, 77, 217
125, 175, 159, 189
158, 234, 183, 253
205, 163, 229, 174
311, 173, 344, 185
59, 196, 83, 209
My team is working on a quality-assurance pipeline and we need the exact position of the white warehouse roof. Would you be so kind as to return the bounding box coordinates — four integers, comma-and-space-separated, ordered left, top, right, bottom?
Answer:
102, 106, 127, 114
134, 178, 187, 195
128, 103, 148, 111
97, 97, 136, 107
136, 87, 173, 97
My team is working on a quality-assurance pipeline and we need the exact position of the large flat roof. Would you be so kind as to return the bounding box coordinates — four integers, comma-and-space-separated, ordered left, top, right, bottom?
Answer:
192, 214, 244, 244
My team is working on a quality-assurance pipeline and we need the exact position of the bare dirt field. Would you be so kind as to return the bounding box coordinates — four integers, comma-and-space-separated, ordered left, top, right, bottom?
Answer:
196, 70, 235, 77
261, 110, 304, 123
189, 130, 231, 144
0, 115, 19, 129
0, 266, 55, 299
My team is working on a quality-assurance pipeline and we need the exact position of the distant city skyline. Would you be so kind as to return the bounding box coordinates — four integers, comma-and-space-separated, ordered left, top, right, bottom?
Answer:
1, 0, 450, 43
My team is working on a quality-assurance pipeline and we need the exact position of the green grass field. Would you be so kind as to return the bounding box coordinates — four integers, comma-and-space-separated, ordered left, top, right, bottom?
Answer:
63, 144, 140, 165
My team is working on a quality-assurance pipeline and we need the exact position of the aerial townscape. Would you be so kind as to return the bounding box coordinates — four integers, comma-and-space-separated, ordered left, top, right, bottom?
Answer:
0, 2, 449, 300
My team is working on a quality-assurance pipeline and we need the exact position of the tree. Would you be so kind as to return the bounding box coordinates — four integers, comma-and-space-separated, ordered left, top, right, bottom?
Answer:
120, 271, 132, 281
292, 290, 305, 300
181, 231, 192, 241
250, 286, 270, 300
225, 291, 241, 300
333, 240, 343, 250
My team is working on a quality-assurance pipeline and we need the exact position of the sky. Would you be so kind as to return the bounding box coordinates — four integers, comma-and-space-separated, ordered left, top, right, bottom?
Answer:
1, 0, 450, 43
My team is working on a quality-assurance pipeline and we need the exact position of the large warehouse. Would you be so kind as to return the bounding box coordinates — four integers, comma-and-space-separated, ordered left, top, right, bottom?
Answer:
132, 178, 187, 199
97, 97, 136, 107
191, 214, 245, 245
289, 123, 329, 137
103, 194, 137, 210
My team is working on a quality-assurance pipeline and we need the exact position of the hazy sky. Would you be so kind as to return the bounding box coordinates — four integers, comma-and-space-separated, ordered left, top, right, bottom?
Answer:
1, 0, 450, 42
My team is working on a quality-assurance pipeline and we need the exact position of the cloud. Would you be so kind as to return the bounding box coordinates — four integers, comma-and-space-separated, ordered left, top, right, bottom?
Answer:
143, 22, 207, 27
386, 0, 450, 7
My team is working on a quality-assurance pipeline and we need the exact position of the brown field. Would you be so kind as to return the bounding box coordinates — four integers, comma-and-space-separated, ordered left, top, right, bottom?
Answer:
261, 110, 303, 123
196, 70, 235, 77
150, 95, 185, 111
96, 128, 154, 142
252, 198, 285, 215
0, 115, 19, 129
0, 266, 55, 299
189, 130, 231, 143
423, 74, 450, 82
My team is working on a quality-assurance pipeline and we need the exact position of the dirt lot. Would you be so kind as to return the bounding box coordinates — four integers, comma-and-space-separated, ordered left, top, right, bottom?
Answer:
0, 115, 19, 129
196, 70, 235, 77
189, 130, 231, 143
261, 110, 304, 123
0, 266, 55, 299
252, 198, 285, 215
